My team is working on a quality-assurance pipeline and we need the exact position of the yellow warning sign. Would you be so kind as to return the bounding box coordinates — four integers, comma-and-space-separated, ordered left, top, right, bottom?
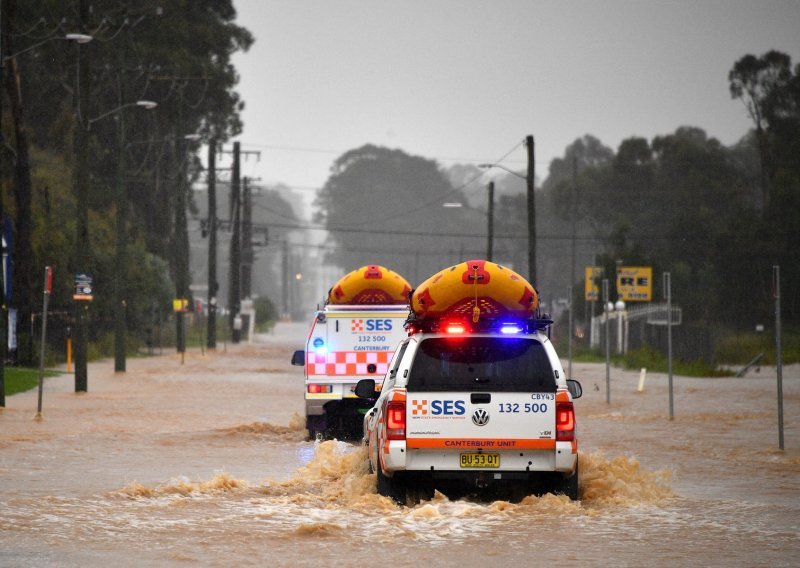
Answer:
173, 298, 189, 312
584, 266, 602, 301
616, 266, 652, 301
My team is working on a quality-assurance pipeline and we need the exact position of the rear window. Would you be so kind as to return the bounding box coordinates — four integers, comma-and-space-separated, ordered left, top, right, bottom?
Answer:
408, 337, 556, 392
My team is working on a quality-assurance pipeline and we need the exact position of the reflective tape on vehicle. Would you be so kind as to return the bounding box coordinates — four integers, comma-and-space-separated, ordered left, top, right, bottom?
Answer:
405, 438, 556, 450
306, 351, 393, 376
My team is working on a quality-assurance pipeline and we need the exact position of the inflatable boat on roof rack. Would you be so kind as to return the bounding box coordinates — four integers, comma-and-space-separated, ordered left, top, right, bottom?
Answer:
293, 264, 412, 441
327, 264, 412, 305
410, 260, 538, 319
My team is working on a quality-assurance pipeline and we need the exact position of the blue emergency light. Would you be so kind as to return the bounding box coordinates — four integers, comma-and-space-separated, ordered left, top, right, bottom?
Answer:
312, 337, 328, 354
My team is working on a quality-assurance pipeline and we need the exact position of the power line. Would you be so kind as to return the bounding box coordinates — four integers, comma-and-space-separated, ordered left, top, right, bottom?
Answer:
236, 140, 552, 165
331, 139, 525, 227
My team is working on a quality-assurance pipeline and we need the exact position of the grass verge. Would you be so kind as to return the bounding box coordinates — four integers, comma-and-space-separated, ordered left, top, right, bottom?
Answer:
3, 368, 61, 396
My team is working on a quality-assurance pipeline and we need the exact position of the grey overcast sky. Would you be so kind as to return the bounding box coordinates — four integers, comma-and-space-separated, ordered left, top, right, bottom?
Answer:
230, 0, 800, 196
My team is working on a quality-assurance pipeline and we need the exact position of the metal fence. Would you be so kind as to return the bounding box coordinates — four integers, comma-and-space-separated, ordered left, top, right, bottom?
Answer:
591, 303, 720, 363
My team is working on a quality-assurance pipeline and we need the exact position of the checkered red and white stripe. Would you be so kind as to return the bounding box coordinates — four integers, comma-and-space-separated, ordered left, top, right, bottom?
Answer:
306, 351, 393, 376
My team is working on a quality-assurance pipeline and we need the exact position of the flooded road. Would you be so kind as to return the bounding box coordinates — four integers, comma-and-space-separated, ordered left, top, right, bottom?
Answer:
1, 322, 798, 567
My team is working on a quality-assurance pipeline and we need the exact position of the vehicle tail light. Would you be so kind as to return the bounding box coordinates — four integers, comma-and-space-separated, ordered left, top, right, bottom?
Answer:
556, 401, 575, 441
307, 384, 332, 394
386, 400, 406, 440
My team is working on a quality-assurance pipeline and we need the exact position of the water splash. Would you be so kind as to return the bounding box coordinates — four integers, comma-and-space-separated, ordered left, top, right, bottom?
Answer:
579, 451, 673, 507
116, 473, 247, 499
218, 413, 307, 441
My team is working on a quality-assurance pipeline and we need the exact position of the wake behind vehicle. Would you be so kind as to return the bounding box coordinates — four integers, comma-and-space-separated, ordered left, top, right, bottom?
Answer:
292, 265, 411, 440
356, 260, 582, 504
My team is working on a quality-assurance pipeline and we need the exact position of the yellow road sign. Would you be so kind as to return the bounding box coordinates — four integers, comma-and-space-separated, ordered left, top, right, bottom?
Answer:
616, 266, 652, 301
584, 266, 602, 301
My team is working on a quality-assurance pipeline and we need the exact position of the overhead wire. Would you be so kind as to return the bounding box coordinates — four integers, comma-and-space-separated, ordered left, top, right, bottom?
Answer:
331, 139, 525, 227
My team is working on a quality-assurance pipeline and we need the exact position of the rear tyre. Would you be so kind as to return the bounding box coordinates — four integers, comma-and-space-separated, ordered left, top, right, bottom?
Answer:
376, 466, 407, 505
559, 459, 579, 501
405, 475, 435, 504
305, 415, 325, 441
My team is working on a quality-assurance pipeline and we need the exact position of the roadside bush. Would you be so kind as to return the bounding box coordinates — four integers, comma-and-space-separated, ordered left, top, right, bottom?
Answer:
621, 346, 731, 377
253, 296, 278, 332
714, 332, 800, 365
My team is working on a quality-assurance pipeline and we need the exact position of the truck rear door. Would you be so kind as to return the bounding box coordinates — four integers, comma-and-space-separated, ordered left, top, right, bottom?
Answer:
404, 336, 557, 450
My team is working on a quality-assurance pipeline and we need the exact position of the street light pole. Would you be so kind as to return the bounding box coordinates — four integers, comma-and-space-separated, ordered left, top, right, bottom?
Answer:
486, 181, 494, 261
74, 0, 92, 391
525, 135, 536, 286
113, 33, 128, 372
207, 137, 217, 350
228, 142, 241, 342
568, 156, 577, 380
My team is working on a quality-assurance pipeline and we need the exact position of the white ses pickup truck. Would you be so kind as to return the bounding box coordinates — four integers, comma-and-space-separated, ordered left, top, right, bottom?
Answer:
355, 318, 582, 504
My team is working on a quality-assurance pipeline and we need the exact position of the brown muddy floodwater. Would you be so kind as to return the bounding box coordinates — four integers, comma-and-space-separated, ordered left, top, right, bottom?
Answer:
1, 322, 798, 567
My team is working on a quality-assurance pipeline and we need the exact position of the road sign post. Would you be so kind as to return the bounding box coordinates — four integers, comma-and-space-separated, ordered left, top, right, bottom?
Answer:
774, 266, 784, 450
664, 271, 674, 420
603, 278, 610, 404
73, 273, 93, 392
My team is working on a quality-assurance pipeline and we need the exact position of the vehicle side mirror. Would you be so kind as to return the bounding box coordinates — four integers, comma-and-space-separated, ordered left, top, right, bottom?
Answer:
567, 379, 582, 399
354, 378, 377, 398
291, 350, 305, 366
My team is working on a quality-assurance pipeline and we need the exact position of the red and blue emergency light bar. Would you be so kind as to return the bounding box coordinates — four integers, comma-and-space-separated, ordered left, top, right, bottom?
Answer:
405, 314, 553, 336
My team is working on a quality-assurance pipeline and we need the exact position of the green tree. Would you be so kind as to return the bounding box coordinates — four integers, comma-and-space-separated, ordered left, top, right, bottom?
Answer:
729, 50, 794, 210
2, 0, 253, 357
315, 145, 484, 283
730, 51, 800, 322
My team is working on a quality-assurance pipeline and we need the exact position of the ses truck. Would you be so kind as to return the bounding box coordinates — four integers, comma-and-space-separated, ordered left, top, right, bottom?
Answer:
354, 260, 583, 504
291, 265, 412, 440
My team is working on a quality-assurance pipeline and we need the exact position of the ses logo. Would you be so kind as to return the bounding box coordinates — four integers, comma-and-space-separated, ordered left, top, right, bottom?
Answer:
411, 399, 466, 417
351, 318, 393, 333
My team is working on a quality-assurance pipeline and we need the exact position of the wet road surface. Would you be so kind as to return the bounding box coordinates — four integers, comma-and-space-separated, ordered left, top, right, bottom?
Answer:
1, 322, 798, 566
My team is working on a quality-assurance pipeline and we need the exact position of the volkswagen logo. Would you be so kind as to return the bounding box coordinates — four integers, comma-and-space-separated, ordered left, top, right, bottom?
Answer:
472, 408, 490, 426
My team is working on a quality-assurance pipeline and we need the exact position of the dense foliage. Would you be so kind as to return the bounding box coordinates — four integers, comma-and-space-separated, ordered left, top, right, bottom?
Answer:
317, 51, 799, 336
314, 144, 487, 283
1, 0, 252, 363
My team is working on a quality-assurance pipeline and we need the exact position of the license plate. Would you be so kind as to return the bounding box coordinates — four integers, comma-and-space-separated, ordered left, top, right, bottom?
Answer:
459, 453, 500, 468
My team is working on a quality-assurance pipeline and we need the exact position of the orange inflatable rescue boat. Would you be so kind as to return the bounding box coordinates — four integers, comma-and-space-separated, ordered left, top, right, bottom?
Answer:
328, 265, 412, 305
411, 260, 538, 322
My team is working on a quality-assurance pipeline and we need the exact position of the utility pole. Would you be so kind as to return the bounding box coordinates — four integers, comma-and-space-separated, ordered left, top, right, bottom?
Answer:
3, 0, 35, 366
0, 3, 5, 407
74, 0, 91, 391
228, 142, 241, 342
241, 176, 253, 299
206, 137, 217, 349
525, 135, 536, 286
281, 239, 289, 319
486, 181, 494, 262
174, 100, 190, 355
113, 15, 129, 373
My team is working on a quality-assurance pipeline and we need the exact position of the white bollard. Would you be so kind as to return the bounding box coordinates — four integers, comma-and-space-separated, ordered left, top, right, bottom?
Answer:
637, 368, 647, 392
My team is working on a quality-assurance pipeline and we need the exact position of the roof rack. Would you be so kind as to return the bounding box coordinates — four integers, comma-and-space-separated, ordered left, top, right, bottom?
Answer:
405, 312, 553, 334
